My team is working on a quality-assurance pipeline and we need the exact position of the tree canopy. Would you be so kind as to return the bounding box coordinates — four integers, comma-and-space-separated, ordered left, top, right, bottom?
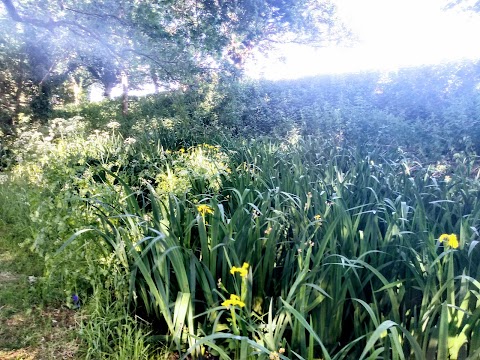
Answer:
0, 0, 342, 124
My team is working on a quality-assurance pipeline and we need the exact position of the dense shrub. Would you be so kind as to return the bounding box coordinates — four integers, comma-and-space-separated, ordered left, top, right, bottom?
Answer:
52, 61, 480, 155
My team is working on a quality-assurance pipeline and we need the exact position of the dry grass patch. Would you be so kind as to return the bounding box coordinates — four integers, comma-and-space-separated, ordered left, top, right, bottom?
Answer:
0, 272, 20, 283
0, 306, 80, 360
0, 348, 38, 360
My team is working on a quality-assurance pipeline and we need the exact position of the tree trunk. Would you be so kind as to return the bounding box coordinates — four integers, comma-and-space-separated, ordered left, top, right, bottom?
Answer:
121, 70, 128, 116
104, 83, 114, 99
151, 69, 160, 93
31, 83, 52, 123
11, 84, 23, 126
12, 64, 27, 125
72, 76, 83, 105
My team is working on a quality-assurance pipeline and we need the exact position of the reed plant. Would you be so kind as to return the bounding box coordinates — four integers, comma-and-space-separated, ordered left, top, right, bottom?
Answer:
60, 135, 480, 359
3, 110, 479, 359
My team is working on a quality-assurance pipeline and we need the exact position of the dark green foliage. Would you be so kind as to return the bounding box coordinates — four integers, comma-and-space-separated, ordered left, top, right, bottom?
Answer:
30, 85, 53, 122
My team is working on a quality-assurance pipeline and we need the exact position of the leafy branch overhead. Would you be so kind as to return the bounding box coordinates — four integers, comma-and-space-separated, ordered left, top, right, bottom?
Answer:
1, 0, 340, 70
0, 0, 342, 121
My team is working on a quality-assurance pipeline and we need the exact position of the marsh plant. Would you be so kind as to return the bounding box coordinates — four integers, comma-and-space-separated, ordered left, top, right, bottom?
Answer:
2, 112, 480, 359
62, 136, 480, 359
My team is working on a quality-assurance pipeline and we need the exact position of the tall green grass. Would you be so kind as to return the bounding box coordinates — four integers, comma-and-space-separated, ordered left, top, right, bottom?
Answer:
2, 112, 479, 358
58, 136, 480, 359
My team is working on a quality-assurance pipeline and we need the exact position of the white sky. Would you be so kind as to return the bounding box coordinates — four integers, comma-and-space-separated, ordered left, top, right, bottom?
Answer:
245, 0, 480, 79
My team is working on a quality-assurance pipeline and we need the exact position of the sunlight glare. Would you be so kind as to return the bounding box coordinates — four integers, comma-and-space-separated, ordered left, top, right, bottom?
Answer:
245, 0, 480, 79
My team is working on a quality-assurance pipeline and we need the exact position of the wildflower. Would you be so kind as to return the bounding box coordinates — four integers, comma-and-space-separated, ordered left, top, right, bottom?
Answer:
447, 234, 459, 249
124, 137, 136, 145
269, 351, 279, 360
444, 175, 452, 183
439, 234, 449, 243
314, 214, 322, 221
197, 204, 214, 216
230, 262, 249, 277
279, 348, 285, 354
106, 121, 120, 129
202, 143, 219, 151
222, 294, 245, 308
72, 294, 80, 308
179, 148, 185, 153
439, 233, 459, 249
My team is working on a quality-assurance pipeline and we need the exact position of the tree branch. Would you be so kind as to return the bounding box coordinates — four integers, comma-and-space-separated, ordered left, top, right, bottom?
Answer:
1, 0, 127, 61
2, 0, 59, 29
0, 0, 222, 84
64, 6, 129, 27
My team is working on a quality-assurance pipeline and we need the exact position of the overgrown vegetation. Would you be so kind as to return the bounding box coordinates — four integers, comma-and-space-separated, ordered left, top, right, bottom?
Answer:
1, 67, 480, 358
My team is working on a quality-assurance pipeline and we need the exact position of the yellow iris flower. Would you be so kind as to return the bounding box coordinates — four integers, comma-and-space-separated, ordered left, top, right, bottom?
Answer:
439, 233, 459, 249
230, 262, 249, 277
197, 204, 214, 216
222, 294, 245, 308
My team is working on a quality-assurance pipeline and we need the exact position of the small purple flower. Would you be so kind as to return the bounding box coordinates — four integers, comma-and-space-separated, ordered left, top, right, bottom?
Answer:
72, 294, 80, 306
